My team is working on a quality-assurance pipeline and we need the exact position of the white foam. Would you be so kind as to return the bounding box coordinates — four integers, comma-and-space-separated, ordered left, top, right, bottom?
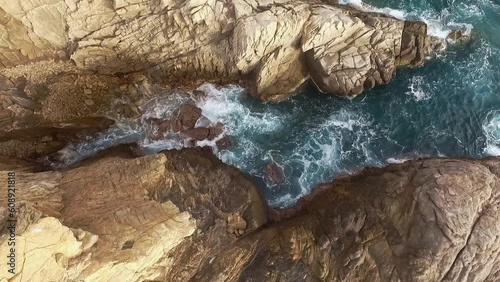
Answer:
406, 76, 430, 101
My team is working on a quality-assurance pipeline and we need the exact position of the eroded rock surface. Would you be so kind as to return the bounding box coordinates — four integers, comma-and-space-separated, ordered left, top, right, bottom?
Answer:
1, 151, 499, 281
0, 0, 452, 102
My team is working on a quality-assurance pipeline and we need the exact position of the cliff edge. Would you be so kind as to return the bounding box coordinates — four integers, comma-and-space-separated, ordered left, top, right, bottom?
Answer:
1, 149, 499, 281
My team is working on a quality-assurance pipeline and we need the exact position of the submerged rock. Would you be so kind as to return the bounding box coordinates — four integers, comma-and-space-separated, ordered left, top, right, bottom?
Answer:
264, 161, 286, 185
1, 150, 499, 281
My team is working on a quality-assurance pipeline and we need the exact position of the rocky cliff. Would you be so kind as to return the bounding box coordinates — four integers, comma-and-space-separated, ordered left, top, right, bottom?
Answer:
0, 0, 463, 161
0, 1, 490, 281
0, 149, 499, 281
0, 0, 444, 103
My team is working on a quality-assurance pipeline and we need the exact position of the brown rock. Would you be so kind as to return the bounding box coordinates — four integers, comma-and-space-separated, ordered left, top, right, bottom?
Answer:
180, 127, 210, 141
129, 143, 145, 157
447, 28, 473, 44
0, 0, 441, 102
156, 120, 172, 135
84, 99, 95, 106
249, 47, 309, 101
208, 122, 224, 140
398, 20, 428, 66
2, 147, 500, 281
264, 161, 286, 185
192, 90, 206, 101
0, 75, 14, 90
171, 118, 183, 132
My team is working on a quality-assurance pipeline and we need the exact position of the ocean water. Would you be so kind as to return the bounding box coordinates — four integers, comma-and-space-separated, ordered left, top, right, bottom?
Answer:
56, 0, 500, 207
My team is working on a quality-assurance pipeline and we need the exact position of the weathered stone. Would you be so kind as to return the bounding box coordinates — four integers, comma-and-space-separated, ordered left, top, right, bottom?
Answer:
216, 136, 233, 150
447, 28, 473, 44
264, 161, 286, 185
0, 0, 461, 101
1, 151, 499, 281
250, 46, 309, 101
180, 127, 210, 141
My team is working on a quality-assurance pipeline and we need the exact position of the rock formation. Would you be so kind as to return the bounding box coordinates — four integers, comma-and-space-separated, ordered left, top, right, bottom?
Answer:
1, 149, 499, 281
0, 0, 447, 103
0, 1, 493, 281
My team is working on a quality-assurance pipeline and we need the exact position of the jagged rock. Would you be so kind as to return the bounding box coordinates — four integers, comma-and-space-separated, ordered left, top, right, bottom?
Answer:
1, 151, 499, 281
0, 149, 268, 281
250, 46, 309, 101
177, 104, 202, 129
84, 99, 95, 106
398, 20, 427, 66
216, 136, 233, 150
447, 28, 473, 44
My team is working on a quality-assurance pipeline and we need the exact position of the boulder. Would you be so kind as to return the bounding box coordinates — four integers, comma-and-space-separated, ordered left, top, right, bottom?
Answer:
264, 161, 286, 185
177, 104, 202, 129
208, 122, 224, 140
398, 20, 428, 66
447, 28, 473, 44
249, 47, 309, 101
1, 150, 500, 281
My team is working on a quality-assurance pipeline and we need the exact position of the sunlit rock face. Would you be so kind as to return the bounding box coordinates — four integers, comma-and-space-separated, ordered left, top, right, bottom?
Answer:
0, 148, 268, 281
1, 151, 499, 281
0, 0, 439, 101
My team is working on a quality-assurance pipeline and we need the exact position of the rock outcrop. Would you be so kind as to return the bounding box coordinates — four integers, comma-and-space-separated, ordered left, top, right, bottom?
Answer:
0, 0, 446, 102
1, 149, 499, 281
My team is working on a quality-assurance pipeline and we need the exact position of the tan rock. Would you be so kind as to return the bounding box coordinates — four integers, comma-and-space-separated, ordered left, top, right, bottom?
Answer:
0, 0, 458, 100
250, 46, 309, 101
1, 149, 500, 281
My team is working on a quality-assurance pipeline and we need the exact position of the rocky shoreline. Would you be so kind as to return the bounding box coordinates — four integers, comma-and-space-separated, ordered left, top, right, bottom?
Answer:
0, 0, 493, 281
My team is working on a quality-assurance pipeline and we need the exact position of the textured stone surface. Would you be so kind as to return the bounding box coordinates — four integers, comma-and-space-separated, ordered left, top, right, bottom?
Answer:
1, 151, 499, 281
0, 0, 444, 101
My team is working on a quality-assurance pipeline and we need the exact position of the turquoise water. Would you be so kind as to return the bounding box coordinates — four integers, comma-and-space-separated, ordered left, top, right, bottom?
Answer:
199, 0, 500, 206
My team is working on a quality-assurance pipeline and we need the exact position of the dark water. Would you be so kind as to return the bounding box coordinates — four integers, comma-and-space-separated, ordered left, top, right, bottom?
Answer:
202, 0, 500, 206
